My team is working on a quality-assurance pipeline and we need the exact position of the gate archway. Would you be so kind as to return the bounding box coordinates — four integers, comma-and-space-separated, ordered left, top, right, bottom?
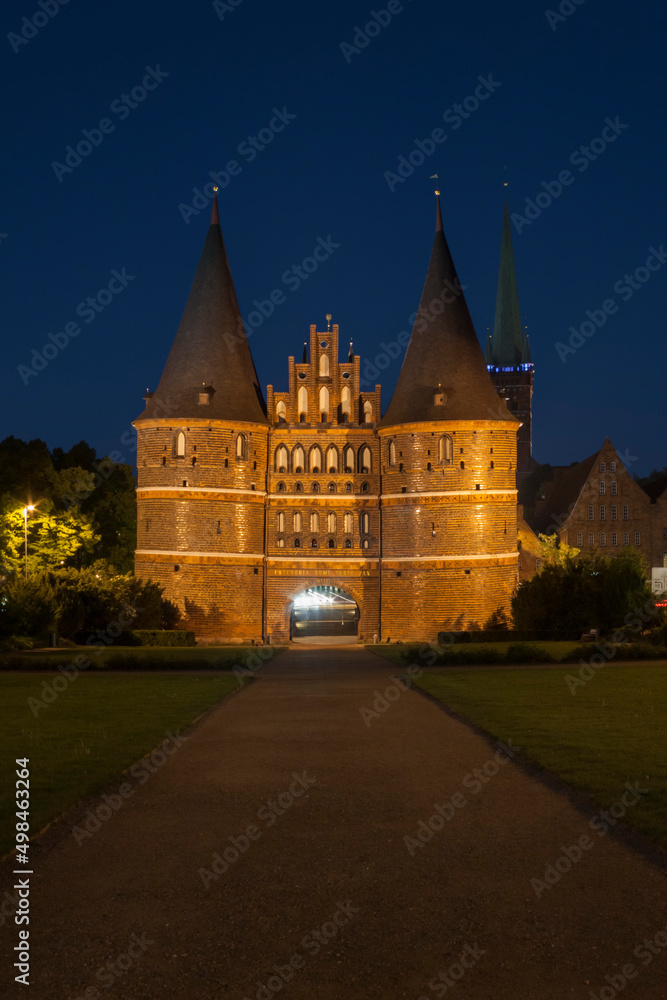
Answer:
290, 586, 359, 641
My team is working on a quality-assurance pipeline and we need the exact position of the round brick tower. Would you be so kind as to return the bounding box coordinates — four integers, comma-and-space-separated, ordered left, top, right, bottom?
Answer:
378, 196, 520, 640
133, 196, 268, 641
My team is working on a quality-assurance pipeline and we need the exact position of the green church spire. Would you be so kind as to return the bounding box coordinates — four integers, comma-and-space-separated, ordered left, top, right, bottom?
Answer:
490, 198, 523, 366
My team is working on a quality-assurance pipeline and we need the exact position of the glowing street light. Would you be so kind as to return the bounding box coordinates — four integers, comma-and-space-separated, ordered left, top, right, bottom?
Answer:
23, 505, 35, 580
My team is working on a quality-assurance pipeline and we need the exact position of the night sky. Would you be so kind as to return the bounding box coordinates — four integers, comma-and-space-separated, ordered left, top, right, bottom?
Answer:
3, 0, 665, 475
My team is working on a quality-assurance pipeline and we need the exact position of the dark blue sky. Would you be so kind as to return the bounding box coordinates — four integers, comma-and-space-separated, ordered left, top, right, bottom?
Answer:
3, 0, 665, 475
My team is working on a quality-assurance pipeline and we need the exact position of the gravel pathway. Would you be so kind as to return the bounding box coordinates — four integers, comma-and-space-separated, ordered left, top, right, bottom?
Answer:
2, 645, 666, 1000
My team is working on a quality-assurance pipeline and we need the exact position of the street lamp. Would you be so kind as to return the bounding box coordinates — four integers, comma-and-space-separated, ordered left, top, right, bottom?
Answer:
23, 506, 35, 579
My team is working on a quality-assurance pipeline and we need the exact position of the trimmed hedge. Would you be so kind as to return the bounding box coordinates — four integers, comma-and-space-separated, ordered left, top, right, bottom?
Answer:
72, 629, 196, 647
400, 643, 555, 666
437, 629, 581, 644
129, 630, 196, 647
561, 643, 667, 663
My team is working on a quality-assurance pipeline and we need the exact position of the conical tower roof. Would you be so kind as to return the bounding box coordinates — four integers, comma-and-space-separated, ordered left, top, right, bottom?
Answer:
382, 197, 516, 427
489, 198, 523, 366
138, 197, 267, 424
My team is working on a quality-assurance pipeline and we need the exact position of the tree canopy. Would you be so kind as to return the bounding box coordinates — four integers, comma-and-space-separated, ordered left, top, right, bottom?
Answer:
0, 436, 136, 576
512, 549, 654, 637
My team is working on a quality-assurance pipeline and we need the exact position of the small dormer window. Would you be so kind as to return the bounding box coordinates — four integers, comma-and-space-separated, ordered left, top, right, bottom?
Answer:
175, 431, 186, 457
199, 393, 209, 405
433, 388, 446, 406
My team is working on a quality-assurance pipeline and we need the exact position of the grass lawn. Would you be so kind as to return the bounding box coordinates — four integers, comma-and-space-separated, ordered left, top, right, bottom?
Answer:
0, 644, 286, 670
413, 664, 667, 849
0, 672, 240, 857
368, 641, 582, 664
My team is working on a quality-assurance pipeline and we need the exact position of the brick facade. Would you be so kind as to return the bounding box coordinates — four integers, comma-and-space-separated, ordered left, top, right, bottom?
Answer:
135, 322, 520, 642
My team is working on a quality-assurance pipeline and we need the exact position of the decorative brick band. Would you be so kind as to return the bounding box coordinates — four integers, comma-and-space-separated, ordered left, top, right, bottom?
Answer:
137, 487, 266, 501
381, 491, 517, 505
136, 550, 264, 563
383, 551, 517, 562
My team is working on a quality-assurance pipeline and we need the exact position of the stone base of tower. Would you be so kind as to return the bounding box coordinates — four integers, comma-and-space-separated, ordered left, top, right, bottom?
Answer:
380, 558, 518, 642
266, 560, 380, 644
135, 553, 264, 642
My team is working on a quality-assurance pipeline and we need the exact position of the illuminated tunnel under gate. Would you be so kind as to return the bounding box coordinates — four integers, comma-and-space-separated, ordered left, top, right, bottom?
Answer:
290, 586, 360, 639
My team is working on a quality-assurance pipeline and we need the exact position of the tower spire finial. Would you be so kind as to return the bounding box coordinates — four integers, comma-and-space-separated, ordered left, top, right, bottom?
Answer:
211, 185, 220, 225
430, 174, 443, 232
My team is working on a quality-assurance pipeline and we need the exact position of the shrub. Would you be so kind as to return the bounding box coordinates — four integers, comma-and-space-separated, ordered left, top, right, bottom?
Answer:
0, 575, 58, 640
436, 647, 505, 666
0, 635, 39, 651
504, 642, 555, 664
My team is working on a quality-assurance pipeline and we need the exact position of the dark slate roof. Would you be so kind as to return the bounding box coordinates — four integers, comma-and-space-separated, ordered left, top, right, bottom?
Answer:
381, 198, 518, 427
137, 197, 267, 424
534, 451, 599, 534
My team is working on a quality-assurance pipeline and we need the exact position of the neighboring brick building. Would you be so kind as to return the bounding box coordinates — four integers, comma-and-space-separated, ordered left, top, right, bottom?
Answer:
531, 437, 660, 570
133, 195, 521, 642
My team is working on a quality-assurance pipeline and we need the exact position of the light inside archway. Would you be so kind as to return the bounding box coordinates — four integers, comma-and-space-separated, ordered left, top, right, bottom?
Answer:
293, 587, 357, 609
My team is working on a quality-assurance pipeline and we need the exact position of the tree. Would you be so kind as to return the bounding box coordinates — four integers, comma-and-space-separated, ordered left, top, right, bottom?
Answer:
0, 498, 99, 576
512, 549, 653, 637
0, 436, 137, 573
536, 533, 580, 567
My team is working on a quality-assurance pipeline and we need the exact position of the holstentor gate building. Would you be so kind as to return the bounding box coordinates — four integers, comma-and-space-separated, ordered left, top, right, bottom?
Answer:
133, 194, 533, 643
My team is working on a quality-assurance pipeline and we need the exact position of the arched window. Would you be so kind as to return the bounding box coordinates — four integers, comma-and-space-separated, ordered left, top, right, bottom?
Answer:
344, 538, 352, 549
175, 431, 185, 457
311, 538, 318, 547
438, 435, 453, 464
275, 445, 288, 473
610, 462, 616, 472
276, 512, 285, 532
310, 512, 319, 533
319, 353, 329, 377
297, 386, 308, 421
361, 538, 369, 549
600, 461, 606, 472
359, 445, 372, 473
327, 513, 336, 533
319, 385, 329, 420
327, 538, 335, 549
361, 512, 370, 534
292, 445, 305, 473
295, 482, 303, 493
236, 433, 247, 460
276, 538, 285, 548
363, 400, 373, 423
309, 446, 322, 473
277, 482, 285, 492
460, 461, 465, 470
388, 440, 396, 465
328, 482, 336, 493
344, 513, 353, 533
326, 446, 339, 473
344, 446, 355, 473
294, 538, 301, 548
311, 482, 320, 493
345, 482, 352, 493
361, 481, 369, 493
276, 400, 287, 422
341, 386, 351, 418
293, 512, 302, 532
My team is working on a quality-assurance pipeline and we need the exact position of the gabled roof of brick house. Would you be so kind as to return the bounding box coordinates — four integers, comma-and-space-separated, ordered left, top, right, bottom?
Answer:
137, 196, 268, 424
535, 437, 653, 533
535, 451, 599, 534
381, 197, 517, 427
